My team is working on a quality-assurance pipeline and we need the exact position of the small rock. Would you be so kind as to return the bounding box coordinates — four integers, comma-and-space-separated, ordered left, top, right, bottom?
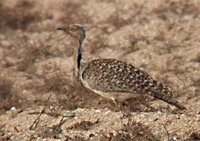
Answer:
196, 114, 200, 121
10, 107, 16, 111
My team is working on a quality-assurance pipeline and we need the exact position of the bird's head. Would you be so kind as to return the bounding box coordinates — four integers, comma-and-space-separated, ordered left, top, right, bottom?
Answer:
57, 24, 86, 44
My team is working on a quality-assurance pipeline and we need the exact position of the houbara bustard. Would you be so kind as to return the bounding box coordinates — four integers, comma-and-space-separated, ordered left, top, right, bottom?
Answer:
57, 24, 186, 110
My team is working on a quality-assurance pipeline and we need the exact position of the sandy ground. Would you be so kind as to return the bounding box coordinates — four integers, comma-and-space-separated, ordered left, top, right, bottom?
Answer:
0, 0, 200, 140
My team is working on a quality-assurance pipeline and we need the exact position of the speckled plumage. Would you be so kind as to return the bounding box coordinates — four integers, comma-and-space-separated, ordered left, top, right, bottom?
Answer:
80, 58, 186, 109
82, 59, 157, 93
57, 24, 186, 110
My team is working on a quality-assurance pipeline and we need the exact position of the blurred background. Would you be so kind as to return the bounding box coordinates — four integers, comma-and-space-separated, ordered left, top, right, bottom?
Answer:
0, 0, 200, 140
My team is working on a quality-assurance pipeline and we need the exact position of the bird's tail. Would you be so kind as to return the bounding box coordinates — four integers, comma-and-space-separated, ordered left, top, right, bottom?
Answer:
150, 82, 186, 110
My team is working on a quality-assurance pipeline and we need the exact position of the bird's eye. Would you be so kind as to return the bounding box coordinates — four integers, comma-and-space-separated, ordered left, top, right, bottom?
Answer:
71, 27, 77, 31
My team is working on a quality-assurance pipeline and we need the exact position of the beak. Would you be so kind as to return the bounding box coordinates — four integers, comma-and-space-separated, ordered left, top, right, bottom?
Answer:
57, 27, 65, 31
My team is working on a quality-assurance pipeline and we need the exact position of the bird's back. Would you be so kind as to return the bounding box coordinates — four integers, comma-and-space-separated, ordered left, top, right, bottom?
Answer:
81, 59, 170, 96
80, 59, 185, 109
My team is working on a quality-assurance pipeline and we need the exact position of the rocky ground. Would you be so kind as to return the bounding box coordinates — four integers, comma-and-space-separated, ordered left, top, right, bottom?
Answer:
0, 0, 200, 140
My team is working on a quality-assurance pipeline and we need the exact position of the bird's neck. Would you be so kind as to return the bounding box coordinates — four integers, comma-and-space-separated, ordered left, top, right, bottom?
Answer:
73, 29, 85, 79
77, 41, 83, 70
73, 40, 83, 79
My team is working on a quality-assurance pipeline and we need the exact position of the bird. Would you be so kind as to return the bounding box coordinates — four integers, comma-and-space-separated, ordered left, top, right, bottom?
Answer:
57, 24, 186, 110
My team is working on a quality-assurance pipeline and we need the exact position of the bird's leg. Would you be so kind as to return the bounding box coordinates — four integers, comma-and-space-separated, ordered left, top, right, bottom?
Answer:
123, 100, 131, 111
112, 98, 117, 106
112, 97, 118, 110
111, 98, 121, 111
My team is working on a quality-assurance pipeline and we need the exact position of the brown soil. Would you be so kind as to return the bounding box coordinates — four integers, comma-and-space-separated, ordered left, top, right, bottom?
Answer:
0, 0, 200, 140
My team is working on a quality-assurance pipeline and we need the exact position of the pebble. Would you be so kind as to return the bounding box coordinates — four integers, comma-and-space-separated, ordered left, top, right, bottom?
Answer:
196, 114, 200, 121
95, 109, 101, 113
10, 107, 16, 111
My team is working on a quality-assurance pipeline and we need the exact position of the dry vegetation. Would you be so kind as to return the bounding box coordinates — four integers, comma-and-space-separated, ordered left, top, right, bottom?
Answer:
0, 0, 200, 140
